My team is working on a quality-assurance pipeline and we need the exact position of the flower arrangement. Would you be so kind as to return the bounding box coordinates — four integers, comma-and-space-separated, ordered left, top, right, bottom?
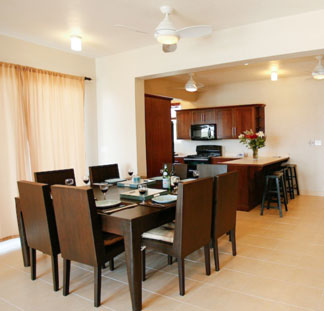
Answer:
238, 130, 265, 159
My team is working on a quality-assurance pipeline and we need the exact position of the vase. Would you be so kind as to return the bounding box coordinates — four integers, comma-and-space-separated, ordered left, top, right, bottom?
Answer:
252, 148, 258, 159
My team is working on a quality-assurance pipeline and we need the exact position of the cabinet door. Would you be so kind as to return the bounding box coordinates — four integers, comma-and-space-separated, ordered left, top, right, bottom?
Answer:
216, 108, 233, 139
192, 109, 216, 124
233, 106, 255, 138
176, 110, 192, 139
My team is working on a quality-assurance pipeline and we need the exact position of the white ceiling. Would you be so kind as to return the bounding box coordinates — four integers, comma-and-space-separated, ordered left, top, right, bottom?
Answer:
146, 55, 323, 90
1, 0, 324, 57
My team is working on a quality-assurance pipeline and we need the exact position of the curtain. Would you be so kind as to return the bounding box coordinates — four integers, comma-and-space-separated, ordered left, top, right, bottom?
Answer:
0, 63, 85, 239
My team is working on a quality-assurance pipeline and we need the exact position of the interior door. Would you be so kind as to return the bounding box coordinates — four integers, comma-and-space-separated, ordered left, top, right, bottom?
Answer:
145, 94, 173, 177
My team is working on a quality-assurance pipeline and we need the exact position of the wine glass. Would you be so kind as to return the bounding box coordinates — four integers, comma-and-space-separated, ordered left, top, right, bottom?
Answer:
83, 175, 89, 185
65, 178, 74, 186
138, 184, 147, 203
192, 170, 200, 178
160, 169, 163, 175
99, 182, 109, 200
128, 169, 134, 180
173, 176, 180, 193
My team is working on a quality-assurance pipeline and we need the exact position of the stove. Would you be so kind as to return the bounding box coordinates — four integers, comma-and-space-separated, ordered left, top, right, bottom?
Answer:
184, 145, 223, 173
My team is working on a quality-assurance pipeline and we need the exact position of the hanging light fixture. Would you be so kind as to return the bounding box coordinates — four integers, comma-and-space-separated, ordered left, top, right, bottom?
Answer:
70, 35, 82, 51
312, 56, 324, 80
271, 70, 278, 81
185, 73, 198, 92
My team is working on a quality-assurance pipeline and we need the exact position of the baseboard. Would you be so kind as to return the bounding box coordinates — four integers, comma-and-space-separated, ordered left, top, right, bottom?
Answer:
300, 191, 324, 197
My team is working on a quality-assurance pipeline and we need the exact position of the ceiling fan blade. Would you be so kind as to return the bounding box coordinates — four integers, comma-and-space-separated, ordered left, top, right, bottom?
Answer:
162, 44, 177, 53
113, 24, 150, 35
177, 25, 212, 38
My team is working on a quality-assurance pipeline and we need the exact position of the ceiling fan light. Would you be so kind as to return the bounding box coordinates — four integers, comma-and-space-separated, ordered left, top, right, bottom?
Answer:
185, 82, 198, 92
313, 74, 324, 80
312, 56, 324, 80
70, 35, 82, 51
156, 34, 179, 45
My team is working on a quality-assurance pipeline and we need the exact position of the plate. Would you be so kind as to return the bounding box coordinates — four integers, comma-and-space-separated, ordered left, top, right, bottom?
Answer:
151, 176, 163, 181
152, 195, 177, 204
105, 178, 126, 184
96, 199, 121, 208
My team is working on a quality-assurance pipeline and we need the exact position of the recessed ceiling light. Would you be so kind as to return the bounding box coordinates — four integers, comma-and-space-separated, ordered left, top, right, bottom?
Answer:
70, 35, 82, 51
271, 71, 278, 81
244, 63, 249, 66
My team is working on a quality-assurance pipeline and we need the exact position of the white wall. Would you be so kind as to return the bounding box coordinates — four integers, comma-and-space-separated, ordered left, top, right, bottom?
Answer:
96, 10, 324, 180
0, 35, 97, 238
173, 76, 324, 195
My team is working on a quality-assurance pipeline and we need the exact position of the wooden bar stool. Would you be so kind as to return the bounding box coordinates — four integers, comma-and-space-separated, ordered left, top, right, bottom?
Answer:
282, 164, 300, 197
261, 172, 288, 217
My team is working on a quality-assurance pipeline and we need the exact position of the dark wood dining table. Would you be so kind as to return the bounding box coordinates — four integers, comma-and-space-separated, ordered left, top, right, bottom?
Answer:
15, 182, 176, 311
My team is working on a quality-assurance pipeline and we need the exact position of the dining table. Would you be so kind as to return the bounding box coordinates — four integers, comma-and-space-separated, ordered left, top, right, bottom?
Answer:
15, 180, 177, 311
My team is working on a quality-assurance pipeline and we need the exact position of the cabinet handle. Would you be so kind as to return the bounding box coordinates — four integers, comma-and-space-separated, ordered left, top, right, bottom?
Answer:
232, 127, 234, 137
234, 127, 237, 137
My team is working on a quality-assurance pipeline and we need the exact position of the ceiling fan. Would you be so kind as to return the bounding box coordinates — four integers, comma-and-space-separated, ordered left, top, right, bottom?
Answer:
114, 5, 212, 53
183, 73, 205, 92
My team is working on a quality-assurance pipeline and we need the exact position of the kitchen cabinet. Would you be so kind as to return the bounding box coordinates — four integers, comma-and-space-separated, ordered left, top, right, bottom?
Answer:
176, 104, 265, 140
216, 108, 233, 139
192, 109, 216, 124
176, 110, 192, 139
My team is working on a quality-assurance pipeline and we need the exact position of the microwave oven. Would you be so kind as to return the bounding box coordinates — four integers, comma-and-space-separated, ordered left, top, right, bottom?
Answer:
191, 124, 217, 140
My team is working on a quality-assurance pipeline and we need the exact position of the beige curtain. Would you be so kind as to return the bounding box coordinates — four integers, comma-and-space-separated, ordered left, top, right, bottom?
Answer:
0, 63, 86, 239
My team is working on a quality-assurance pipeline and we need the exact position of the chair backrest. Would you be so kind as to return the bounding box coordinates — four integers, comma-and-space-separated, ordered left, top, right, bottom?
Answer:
165, 163, 188, 179
212, 171, 238, 239
174, 177, 213, 257
51, 185, 105, 266
89, 164, 119, 184
34, 168, 76, 186
17, 181, 60, 255
197, 164, 227, 178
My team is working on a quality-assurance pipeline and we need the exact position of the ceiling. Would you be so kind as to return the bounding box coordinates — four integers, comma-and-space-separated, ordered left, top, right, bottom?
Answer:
1, 0, 324, 57
149, 55, 322, 88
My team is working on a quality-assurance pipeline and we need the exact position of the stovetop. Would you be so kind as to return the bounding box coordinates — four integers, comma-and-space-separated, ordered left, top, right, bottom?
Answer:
185, 153, 220, 159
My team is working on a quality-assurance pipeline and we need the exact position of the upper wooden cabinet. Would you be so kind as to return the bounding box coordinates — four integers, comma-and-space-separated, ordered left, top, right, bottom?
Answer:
176, 110, 192, 139
176, 104, 265, 140
192, 109, 216, 125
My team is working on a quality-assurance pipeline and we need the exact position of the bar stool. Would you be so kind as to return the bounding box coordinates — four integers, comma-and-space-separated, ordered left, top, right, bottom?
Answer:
282, 164, 300, 197
281, 166, 293, 201
261, 171, 288, 217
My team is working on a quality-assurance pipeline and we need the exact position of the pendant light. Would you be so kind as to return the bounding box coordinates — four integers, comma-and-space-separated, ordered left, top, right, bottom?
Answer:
312, 56, 324, 80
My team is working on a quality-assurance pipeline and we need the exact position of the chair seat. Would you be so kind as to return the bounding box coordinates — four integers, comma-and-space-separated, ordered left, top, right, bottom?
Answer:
103, 232, 123, 246
142, 223, 175, 243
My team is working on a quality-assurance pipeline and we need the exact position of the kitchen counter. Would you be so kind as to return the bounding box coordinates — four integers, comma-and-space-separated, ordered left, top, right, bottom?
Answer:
222, 156, 289, 166
220, 155, 289, 211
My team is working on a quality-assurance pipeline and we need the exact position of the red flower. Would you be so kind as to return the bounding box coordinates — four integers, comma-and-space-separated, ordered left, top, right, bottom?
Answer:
250, 134, 258, 139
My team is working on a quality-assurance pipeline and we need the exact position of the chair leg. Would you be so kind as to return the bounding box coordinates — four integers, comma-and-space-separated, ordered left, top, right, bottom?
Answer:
51, 254, 59, 291
109, 258, 114, 271
31, 248, 36, 280
230, 228, 237, 256
212, 238, 220, 271
141, 247, 146, 281
177, 258, 185, 296
63, 259, 71, 296
204, 244, 211, 276
94, 266, 102, 307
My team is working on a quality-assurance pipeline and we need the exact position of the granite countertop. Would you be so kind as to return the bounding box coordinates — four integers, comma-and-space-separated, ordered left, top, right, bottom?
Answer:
221, 156, 289, 166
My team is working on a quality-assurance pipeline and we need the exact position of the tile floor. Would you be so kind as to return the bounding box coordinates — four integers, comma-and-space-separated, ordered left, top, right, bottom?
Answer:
1, 195, 324, 310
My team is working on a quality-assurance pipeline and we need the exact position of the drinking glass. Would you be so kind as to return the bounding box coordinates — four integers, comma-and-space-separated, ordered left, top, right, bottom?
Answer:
99, 182, 109, 200
128, 169, 134, 179
138, 184, 147, 203
192, 170, 200, 178
160, 169, 163, 175
65, 178, 74, 186
83, 175, 89, 185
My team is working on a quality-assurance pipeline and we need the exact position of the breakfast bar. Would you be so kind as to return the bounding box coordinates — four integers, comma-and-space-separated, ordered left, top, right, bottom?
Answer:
221, 156, 289, 211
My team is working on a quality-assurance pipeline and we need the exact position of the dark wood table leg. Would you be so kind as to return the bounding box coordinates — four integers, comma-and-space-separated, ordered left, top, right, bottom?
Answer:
15, 198, 30, 267
122, 221, 142, 311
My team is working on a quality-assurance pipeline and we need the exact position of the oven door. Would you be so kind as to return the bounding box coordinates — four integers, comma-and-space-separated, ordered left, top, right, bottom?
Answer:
183, 158, 210, 176
191, 124, 217, 140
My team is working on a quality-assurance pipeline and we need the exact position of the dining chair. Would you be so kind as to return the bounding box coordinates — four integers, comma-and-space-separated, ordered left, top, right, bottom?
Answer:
34, 168, 76, 186
197, 164, 228, 178
89, 164, 120, 184
211, 171, 238, 271
141, 177, 213, 295
17, 181, 60, 291
165, 163, 188, 179
51, 185, 124, 307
